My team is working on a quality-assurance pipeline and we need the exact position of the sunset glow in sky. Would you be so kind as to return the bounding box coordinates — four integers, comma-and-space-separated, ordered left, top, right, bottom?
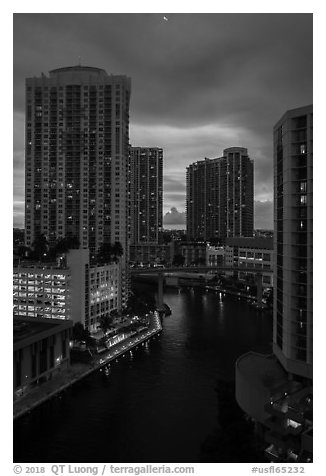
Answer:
13, 13, 312, 229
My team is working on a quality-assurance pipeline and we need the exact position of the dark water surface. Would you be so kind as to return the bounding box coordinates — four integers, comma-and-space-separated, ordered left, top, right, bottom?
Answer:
14, 286, 272, 463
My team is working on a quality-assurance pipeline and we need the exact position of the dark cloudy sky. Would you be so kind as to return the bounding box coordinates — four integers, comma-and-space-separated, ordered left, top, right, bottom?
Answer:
13, 13, 312, 229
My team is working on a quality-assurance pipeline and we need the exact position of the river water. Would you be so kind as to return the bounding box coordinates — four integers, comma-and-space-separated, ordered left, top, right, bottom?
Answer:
14, 285, 272, 463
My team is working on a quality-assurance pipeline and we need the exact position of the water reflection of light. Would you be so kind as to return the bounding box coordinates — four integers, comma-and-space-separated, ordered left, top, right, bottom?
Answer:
219, 292, 224, 311
219, 302, 225, 327
202, 293, 208, 311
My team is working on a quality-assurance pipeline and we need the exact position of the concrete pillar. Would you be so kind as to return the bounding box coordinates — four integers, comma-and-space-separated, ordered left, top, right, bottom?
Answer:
157, 272, 164, 311
256, 273, 263, 308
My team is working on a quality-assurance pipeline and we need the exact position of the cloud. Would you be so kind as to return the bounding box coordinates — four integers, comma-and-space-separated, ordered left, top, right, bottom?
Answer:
13, 201, 25, 228
131, 121, 275, 214
13, 13, 312, 232
254, 200, 273, 230
162, 201, 273, 229
163, 207, 186, 225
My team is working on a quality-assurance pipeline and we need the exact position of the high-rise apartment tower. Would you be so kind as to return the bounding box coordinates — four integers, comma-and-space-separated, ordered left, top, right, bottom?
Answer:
25, 66, 131, 256
186, 147, 253, 243
129, 147, 163, 243
235, 106, 313, 462
273, 105, 313, 380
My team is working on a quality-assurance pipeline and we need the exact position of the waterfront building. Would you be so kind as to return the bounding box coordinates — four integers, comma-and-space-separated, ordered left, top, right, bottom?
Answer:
129, 242, 174, 266
24, 65, 131, 308
235, 105, 313, 463
225, 237, 273, 287
174, 241, 207, 266
129, 147, 163, 244
13, 316, 73, 400
273, 105, 313, 380
206, 245, 225, 267
186, 147, 254, 243
13, 249, 121, 333
67, 249, 121, 333
13, 263, 70, 321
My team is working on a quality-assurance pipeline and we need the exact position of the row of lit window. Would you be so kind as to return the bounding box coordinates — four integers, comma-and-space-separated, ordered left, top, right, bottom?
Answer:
14, 282, 67, 289
14, 273, 66, 280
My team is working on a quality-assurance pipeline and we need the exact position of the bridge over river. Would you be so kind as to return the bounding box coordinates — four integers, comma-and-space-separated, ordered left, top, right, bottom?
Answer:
130, 266, 273, 311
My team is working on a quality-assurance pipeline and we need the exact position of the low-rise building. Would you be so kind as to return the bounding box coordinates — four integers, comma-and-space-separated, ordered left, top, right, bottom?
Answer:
67, 249, 121, 333
129, 242, 174, 266
13, 249, 121, 333
13, 264, 70, 320
225, 237, 273, 287
206, 245, 225, 267
13, 316, 73, 400
174, 241, 207, 266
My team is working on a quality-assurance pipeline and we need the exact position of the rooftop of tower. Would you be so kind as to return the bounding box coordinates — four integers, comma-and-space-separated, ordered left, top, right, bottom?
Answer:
49, 64, 106, 73
27, 66, 131, 88
49, 65, 107, 75
273, 104, 313, 129
223, 146, 248, 154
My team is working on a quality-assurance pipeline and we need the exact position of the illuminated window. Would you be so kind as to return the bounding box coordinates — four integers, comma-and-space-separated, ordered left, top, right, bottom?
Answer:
286, 419, 302, 429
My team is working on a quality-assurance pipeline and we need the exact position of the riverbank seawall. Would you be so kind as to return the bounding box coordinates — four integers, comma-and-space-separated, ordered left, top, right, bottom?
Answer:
13, 312, 162, 421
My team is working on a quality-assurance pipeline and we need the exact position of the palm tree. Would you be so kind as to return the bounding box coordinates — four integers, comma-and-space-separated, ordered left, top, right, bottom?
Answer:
54, 235, 80, 255
112, 241, 123, 258
72, 322, 86, 341
66, 235, 80, 249
32, 234, 49, 260
99, 313, 114, 335
97, 242, 113, 264
172, 254, 185, 267
97, 241, 124, 264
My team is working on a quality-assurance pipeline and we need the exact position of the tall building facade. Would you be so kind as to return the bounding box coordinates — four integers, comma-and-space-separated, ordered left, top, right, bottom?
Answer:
24, 66, 131, 309
129, 147, 163, 243
273, 105, 313, 380
25, 66, 131, 256
235, 105, 313, 463
186, 147, 253, 243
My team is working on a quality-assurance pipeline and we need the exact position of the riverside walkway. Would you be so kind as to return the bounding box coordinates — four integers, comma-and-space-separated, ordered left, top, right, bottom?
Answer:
13, 312, 162, 421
